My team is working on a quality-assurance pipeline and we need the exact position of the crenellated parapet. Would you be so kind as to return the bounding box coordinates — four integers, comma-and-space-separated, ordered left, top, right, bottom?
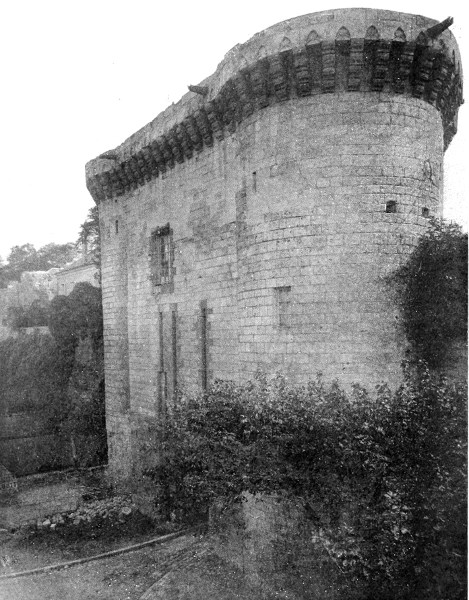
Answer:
86, 9, 463, 203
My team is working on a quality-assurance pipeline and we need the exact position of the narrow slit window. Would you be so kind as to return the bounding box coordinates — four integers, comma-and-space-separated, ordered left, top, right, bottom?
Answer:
385, 201, 397, 214
115, 219, 119, 234
252, 171, 257, 193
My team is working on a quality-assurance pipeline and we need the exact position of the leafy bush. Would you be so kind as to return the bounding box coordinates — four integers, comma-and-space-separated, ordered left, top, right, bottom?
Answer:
390, 219, 467, 368
6, 299, 50, 330
0, 332, 67, 413
49, 282, 103, 353
146, 370, 466, 599
0, 282, 106, 469
47, 282, 106, 466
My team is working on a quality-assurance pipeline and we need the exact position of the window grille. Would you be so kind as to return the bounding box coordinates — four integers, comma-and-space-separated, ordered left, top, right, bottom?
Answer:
150, 224, 174, 291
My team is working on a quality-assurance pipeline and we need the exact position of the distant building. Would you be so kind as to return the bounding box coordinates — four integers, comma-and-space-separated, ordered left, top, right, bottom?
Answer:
0, 252, 99, 340
54, 255, 99, 296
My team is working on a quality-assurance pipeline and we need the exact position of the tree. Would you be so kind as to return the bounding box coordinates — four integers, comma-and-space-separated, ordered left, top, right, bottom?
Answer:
0, 282, 107, 469
37, 243, 76, 270
78, 206, 101, 276
5, 244, 39, 280
47, 282, 106, 466
6, 300, 50, 330
0, 242, 76, 287
48, 282, 103, 355
390, 219, 467, 369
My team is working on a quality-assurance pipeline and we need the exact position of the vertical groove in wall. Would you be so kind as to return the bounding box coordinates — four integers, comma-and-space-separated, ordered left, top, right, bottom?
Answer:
122, 235, 130, 413
171, 305, 178, 400
200, 301, 208, 392
158, 310, 166, 413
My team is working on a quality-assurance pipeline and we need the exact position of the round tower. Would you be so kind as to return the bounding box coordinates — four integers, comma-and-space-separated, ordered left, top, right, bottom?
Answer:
227, 9, 463, 386
86, 8, 463, 390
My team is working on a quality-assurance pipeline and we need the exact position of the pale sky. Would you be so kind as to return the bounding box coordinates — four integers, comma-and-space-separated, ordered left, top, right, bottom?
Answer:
0, 1, 467, 261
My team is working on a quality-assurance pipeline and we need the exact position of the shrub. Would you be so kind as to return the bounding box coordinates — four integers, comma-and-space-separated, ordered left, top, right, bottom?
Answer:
390, 219, 467, 368
145, 370, 466, 599
0, 332, 66, 413
0, 282, 107, 470
49, 282, 103, 354
6, 299, 50, 330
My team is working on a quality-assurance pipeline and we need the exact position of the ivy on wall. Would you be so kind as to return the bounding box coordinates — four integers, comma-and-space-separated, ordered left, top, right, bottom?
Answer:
390, 218, 467, 369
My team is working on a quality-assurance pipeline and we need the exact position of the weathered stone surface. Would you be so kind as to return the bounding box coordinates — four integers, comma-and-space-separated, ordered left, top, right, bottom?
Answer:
85, 9, 463, 485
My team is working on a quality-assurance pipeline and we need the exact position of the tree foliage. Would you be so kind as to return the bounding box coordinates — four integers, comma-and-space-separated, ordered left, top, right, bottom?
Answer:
0, 332, 67, 414
6, 299, 50, 330
0, 242, 76, 287
0, 206, 100, 289
0, 282, 106, 468
146, 370, 466, 599
77, 206, 101, 277
390, 219, 467, 368
49, 282, 103, 352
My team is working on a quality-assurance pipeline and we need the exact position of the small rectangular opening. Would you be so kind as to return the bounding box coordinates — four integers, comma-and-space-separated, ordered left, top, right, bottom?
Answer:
421, 207, 430, 218
275, 286, 292, 329
115, 219, 119, 234
252, 171, 257, 193
385, 201, 397, 214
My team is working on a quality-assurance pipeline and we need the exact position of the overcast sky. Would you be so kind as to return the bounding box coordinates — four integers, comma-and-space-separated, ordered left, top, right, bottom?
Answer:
0, 0, 467, 261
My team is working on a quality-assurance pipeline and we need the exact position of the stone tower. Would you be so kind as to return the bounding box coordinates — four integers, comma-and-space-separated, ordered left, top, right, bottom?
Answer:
86, 9, 463, 482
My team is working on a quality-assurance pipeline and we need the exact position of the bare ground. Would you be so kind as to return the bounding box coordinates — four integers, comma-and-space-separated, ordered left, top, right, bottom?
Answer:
0, 533, 202, 600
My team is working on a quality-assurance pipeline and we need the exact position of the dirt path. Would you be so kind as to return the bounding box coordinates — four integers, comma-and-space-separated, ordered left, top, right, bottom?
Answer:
0, 533, 200, 600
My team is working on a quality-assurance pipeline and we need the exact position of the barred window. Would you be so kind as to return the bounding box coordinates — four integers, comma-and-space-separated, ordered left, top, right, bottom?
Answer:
150, 224, 174, 290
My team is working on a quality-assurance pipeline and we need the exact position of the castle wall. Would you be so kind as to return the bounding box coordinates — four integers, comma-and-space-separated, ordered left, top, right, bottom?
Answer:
87, 8, 463, 483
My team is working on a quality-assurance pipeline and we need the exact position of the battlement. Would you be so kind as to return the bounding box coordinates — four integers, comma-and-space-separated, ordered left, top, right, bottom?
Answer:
86, 9, 462, 204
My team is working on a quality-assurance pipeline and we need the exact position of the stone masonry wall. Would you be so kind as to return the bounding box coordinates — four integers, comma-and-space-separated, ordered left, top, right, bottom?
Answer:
236, 93, 443, 384
86, 9, 463, 483
54, 260, 98, 296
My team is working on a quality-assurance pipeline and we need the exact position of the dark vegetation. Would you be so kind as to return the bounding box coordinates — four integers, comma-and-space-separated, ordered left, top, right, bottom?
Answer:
77, 206, 101, 275
0, 207, 105, 470
6, 300, 50, 330
146, 370, 466, 599
0, 283, 107, 469
390, 219, 467, 369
